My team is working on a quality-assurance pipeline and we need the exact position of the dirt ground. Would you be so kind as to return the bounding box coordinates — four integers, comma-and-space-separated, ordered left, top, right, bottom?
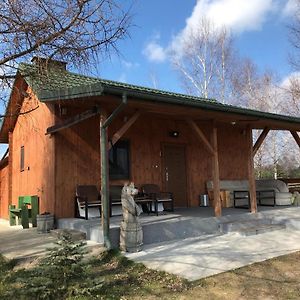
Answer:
166, 251, 300, 300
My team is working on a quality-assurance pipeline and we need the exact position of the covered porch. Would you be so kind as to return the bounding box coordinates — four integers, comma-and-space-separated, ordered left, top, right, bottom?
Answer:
48, 90, 300, 249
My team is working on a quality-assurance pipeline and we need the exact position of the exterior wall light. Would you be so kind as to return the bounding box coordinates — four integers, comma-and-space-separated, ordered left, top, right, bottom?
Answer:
169, 131, 179, 137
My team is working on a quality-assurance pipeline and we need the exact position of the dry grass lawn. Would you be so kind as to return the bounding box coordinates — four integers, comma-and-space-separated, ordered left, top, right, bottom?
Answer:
1, 248, 300, 299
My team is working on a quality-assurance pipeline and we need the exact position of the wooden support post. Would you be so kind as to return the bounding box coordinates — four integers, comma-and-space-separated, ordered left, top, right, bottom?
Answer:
211, 126, 221, 217
100, 93, 127, 249
253, 127, 269, 156
290, 131, 300, 148
247, 126, 257, 213
100, 111, 111, 249
108, 111, 141, 150
187, 120, 214, 155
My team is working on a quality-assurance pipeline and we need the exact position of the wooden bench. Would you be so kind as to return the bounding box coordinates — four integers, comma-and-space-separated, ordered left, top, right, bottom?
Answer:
75, 185, 153, 219
9, 195, 39, 228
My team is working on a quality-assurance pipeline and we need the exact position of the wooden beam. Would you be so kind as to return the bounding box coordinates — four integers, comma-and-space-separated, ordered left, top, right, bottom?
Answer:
211, 126, 222, 217
253, 127, 269, 156
103, 93, 127, 128
290, 131, 300, 148
186, 120, 214, 155
108, 111, 141, 150
46, 106, 100, 135
247, 126, 257, 213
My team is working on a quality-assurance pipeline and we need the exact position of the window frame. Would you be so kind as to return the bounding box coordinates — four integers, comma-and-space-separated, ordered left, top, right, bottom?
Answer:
20, 146, 25, 172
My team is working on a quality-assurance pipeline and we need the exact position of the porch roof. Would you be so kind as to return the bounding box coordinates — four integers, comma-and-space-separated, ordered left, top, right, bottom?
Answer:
1, 62, 300, 144
17, 63, 300, 128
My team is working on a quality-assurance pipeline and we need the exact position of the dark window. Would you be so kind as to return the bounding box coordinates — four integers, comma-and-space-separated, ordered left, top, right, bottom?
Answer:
109, 140, 130, 180
20, 146, 24, 172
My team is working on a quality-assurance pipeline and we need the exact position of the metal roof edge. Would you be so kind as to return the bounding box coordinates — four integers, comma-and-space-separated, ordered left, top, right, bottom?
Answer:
101, 84, 300, 126
38, 83, 104, 101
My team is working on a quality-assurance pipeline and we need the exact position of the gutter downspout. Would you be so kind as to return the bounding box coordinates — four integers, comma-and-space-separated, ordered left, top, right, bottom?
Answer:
100, 93, 127, 249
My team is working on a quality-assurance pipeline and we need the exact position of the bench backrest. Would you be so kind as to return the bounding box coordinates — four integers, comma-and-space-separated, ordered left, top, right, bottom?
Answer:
110, 185, 123, 203
18, 195, 39, 208
206, 179, 289, 193
141, 184, 160, 194
76, 185, 100, 203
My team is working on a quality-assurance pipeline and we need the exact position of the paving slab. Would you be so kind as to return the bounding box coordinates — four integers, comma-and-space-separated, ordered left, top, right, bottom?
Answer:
126, 229, 300, 281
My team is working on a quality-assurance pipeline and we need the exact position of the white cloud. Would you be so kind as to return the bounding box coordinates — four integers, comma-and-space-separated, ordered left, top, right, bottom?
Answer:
143, 35, 167, 63
184, 0, 274, 35
121, 60, 140, 69
282, 0, 298, 17
143, 0, 277, 63
281, 72, 300, 87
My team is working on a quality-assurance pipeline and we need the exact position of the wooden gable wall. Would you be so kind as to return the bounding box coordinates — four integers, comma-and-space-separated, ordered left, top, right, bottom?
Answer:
8, 87, 55, 216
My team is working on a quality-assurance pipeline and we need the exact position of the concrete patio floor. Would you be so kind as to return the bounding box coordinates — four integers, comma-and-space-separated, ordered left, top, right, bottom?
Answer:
0, 219, 102, 263
126, 228, 300, 281
125, 207, 300, 280
2, 206, 300, 281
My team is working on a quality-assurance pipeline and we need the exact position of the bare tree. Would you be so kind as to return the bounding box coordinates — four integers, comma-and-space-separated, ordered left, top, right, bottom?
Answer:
230, 58, 260, 107
171, 18, 234, 103
283, 0, 300, 109
231, 58, 281, 113
0, 0, 132, 111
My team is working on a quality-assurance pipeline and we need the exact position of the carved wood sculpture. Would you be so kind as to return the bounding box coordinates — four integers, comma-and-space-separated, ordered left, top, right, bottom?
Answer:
119, 182, 143, 252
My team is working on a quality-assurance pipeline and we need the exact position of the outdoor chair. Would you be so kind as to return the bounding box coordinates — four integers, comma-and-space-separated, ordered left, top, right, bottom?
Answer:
141, 184, 174, 216
9, 195, 39, 228
75, 185, 101, 220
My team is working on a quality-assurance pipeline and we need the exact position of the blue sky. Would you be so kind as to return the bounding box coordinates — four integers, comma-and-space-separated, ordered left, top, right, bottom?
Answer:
91, 0, 297, 93
0, 0, 297, 156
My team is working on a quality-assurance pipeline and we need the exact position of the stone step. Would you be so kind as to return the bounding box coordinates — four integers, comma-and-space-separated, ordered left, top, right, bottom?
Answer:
235, 224, 286, 236
219, 218, 274, 233
51, 228, 86, 241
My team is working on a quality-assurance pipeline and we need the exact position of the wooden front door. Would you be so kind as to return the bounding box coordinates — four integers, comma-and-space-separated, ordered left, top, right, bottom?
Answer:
163, 144, 187, 207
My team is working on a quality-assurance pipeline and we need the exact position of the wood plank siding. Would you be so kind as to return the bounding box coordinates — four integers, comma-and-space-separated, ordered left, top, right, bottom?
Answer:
0, 162, 9, 219
54, 105, 250, 218
55, 110, 100, 218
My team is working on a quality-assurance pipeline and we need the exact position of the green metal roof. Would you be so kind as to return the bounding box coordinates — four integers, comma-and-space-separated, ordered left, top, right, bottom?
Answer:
19, 63, 217, 103
18, 63, 300, 127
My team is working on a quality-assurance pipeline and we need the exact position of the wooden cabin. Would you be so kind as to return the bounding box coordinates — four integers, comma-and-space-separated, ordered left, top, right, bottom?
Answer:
1, 58, 300, 226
